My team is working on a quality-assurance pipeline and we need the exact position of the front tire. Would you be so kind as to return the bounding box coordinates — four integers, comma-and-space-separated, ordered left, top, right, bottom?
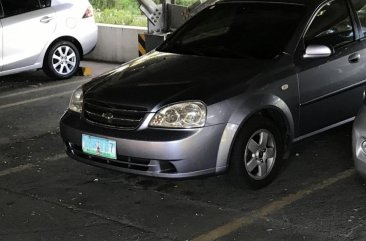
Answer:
228, 116, 284, 189
43, 41, 80, 80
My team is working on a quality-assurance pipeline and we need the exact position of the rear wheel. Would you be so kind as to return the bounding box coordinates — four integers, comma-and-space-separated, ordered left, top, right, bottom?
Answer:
43, 41, 80, 80
228, 117, 284, 189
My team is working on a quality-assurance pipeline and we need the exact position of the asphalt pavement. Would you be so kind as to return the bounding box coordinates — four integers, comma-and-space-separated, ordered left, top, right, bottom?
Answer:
0, 61, 365, 241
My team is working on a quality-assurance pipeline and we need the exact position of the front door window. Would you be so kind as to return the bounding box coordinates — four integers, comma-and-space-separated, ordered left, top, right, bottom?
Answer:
305, 0, 355, 49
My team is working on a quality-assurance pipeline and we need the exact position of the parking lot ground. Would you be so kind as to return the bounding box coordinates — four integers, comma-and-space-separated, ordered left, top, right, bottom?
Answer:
0, 63, 366, 241
0, 61, 117, 92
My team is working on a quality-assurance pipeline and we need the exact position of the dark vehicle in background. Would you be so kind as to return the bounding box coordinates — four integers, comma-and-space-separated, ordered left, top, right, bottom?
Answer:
61, 0, 366, 188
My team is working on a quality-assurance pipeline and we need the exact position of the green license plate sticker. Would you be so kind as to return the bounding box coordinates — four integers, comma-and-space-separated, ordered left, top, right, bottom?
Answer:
82, 134, 117, 160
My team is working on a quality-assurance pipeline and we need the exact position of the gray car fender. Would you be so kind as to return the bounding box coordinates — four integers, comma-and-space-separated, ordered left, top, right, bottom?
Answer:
215, 94, 295, 172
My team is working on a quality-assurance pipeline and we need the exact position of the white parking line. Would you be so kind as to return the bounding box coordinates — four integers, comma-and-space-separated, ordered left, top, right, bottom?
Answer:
0, 164, 34, 177
0, 91, 73, 110
191, 169, 355, 241
0, 79, 88, 99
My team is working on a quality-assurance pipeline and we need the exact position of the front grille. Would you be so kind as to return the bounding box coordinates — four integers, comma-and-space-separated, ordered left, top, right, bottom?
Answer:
83, 100, 148, 130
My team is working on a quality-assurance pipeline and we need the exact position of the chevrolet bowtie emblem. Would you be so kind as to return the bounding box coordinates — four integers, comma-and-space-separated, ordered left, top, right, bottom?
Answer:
102, 112, 114, 120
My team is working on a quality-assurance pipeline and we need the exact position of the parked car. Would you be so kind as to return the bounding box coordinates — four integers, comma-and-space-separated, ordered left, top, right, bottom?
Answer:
61, 0, 366, 188
0, 0, 98, 79
353, 98, 366, 179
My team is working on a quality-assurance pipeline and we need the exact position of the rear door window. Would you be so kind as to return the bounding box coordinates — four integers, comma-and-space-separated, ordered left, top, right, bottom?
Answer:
2, 0, 41, 17
351, 0, 366, 36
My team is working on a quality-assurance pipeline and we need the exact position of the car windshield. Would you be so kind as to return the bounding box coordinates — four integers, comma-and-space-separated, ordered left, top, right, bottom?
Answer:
158, 3, 305, 59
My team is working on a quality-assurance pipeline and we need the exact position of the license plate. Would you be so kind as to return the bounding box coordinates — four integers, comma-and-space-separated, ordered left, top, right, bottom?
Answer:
82, 134, 117, 160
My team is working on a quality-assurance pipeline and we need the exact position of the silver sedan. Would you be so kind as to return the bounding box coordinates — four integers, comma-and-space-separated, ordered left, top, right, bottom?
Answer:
353, 104, 366, 179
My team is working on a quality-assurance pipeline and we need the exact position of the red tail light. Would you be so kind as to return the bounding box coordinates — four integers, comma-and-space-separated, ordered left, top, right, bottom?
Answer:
83, 6, 94, 18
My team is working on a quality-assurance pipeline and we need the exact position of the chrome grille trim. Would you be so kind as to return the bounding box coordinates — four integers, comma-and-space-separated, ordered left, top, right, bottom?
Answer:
85, 101, 145, 114
85, 111, 142, 123
83, 100, 148, 129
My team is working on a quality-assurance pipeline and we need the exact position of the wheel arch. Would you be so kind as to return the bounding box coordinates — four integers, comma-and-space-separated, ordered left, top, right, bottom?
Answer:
217, 94, 295, 172
240, 107, 293, 151
43, 36, 84, 67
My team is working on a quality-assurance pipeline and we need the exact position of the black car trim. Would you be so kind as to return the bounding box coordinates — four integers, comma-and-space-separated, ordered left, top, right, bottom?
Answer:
347, 0, 362, 40
220, 1, 305, 6
293, 117, 355, 142
84, 99, 148, 112
84, 110, 143, 123
83, 117, 144, 131
300, 78, 366, 107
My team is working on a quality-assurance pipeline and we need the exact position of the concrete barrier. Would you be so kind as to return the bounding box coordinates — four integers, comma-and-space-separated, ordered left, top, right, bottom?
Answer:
86, 24, 147, 63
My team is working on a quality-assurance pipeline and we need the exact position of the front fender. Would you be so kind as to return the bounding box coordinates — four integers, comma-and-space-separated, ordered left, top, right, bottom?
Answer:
216, 94, 295, 172
229, 93, 295, 141
215, 94, 295, 172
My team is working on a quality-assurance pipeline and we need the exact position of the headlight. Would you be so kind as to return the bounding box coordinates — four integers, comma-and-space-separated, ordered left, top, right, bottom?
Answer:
69, 86, 84, 113
150, 102, 207, 128
361, 140, 366, 154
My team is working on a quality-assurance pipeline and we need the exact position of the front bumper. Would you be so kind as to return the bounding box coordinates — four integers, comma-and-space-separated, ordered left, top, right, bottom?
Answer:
352, 105, 366, 178
60, 111, 229, 178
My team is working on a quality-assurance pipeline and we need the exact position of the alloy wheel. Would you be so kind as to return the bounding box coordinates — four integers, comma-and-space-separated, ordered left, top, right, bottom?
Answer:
244, 129, 277, 180
52, 46, 77, 76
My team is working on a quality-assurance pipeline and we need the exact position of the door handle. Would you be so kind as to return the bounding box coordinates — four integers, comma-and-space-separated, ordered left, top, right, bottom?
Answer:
349, 53, 361, 64
40, 16, 53, 23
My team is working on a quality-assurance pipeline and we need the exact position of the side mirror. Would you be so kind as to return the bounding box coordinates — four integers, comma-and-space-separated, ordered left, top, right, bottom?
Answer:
303, 45, 333, 59
164, 32, 173, 41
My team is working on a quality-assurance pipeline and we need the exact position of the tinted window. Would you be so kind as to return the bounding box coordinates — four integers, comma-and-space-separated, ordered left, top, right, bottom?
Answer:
2, 0, 41, 17
159, 3, 305, 60
305, 0, 354, 48
351, 0, 366, 36
40, 0, 51, 8
0, 4, 3, 18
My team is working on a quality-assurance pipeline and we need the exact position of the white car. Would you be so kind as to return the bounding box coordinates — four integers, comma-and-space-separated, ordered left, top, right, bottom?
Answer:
0, 0, 98, 79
